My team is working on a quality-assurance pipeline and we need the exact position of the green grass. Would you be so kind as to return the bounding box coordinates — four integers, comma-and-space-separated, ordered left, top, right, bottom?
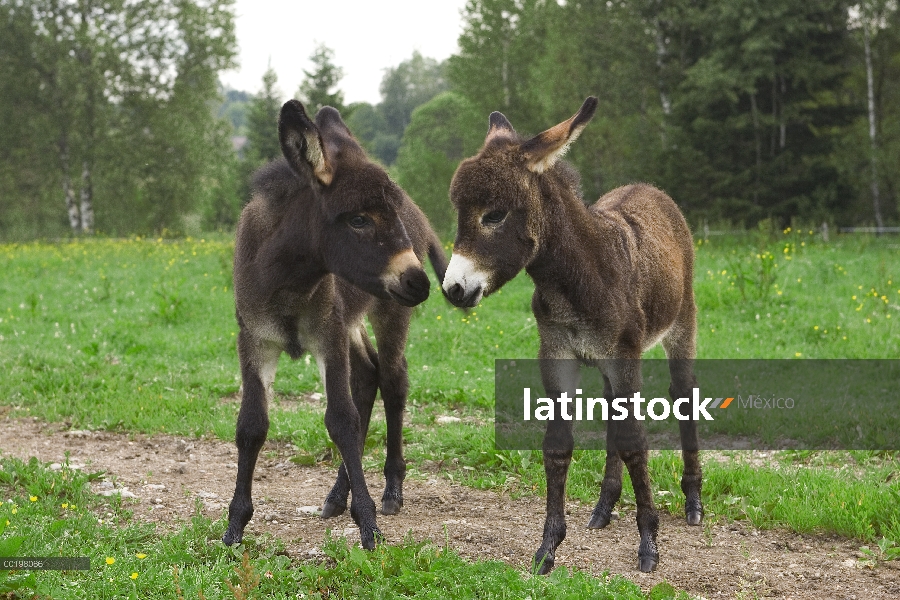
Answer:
0, 231, 899, 596
0, 455, 666, 599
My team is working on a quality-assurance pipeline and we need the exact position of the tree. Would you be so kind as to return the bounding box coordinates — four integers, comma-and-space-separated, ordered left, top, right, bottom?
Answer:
344, 101, 391, 161
218, 85, 252, 135
648, 0, 858, 224
0, 0, 239, 237
845, 1, 900, 227
245, 66, 283, 165
298, 43, 345, 115
394, 92, 484, 237
380, 51, 449, 137
341, 52, 449, 166
523, 0, 662, 200
447, 0, 548, 130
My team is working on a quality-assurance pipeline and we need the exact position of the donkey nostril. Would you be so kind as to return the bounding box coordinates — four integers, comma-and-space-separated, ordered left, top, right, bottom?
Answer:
399, 269, 430, 301
447, 283, 463, 303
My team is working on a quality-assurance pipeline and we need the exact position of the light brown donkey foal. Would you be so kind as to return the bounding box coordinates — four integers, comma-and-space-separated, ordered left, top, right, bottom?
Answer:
442, 97, 702, 573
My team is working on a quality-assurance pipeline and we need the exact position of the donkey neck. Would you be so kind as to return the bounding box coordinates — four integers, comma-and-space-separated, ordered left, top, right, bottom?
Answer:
259, 194, 330, 296
525, 185, 631, 305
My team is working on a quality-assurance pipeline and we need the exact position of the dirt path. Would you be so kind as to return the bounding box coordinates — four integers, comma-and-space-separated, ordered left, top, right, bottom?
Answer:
1, 415, 897, 599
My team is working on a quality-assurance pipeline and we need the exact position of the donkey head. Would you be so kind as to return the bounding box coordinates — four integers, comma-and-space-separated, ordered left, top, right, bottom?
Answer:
442, 97, 598, 308
278, 100, 431, 306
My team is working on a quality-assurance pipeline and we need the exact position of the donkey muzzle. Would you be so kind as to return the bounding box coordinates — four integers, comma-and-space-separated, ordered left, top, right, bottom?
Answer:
382, 249, 430, 307
442, 253, 487, 308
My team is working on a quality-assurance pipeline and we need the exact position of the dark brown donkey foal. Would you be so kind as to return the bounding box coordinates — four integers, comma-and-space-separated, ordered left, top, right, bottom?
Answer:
442, 98, 702, 573
223, 100, 448, 550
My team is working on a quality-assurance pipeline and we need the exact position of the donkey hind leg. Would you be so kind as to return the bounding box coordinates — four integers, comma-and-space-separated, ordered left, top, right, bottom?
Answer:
223, 334, 279, 545
370, 301, 414, 515
322, 326, 379, 519
588, 375, 623, 529
533, 357, 579, 575
664, 329, 703, 526
609, 362, 659, 573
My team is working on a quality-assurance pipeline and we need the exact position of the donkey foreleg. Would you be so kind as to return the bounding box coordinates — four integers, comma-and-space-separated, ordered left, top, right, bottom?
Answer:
533, 416, 575, 575
669, 374, 703, 526
223, 335, 277, 546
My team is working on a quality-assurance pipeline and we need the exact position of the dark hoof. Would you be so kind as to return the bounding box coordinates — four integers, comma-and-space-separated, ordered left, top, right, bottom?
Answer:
381, 498, 402, 516
360, 526, 384, 551
638, 553, 659, 573
321, 500, 347, 519
685, 494, 703, 526
222, 524, 243, 546
532, 550, 555, 575
587, 510, 618, 530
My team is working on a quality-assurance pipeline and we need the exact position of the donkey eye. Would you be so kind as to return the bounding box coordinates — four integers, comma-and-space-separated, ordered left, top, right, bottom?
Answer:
482, 210, 507, 225
347, 215, 369, 229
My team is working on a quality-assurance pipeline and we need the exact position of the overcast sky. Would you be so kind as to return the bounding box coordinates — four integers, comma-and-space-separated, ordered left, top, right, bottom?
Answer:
219, 0, 469, 104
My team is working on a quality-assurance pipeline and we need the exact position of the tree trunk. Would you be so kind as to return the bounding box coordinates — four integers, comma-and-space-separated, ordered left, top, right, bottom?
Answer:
80, 160, 94, 234
59, 133, 81, 233
750, 91, 762, 206
654, 18, 671, 146
863, 20, 884, 230
779, 75, 786, 149
654, 23, 671, 117
78, 0, 97, 235
501, 38, 510, 109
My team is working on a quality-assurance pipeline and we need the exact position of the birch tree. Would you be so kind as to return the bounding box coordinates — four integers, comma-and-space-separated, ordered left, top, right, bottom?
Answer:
0, 0, 237, 236
852, 1, 898, 229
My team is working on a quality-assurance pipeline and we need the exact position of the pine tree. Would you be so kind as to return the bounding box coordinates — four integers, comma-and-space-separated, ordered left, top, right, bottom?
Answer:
298, 44, 345, 115
245, 66, 283, 165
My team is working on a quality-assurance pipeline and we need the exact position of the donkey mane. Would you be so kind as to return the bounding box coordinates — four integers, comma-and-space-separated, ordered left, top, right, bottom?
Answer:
250, 158, 309, 205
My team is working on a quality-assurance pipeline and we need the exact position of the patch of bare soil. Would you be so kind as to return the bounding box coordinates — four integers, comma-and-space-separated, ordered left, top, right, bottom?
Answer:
1, 415, 897, 599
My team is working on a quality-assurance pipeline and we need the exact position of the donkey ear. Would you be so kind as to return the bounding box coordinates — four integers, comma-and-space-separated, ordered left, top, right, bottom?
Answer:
485, 111, 516, 143
278, 99, 334, 186
520, 97, 598, 174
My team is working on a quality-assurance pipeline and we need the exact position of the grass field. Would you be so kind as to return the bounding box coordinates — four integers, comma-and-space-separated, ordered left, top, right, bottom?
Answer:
0, 230, 898, 598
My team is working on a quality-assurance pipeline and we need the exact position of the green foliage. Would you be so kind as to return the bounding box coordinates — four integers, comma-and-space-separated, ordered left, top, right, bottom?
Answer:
0, 0, 240, 239
394, 92, 484, 237
0, 455, 657, 598
347, 51, 450, 166
447, 0, 547, 126
297, 43, 345, 115
380, 51, 449, 138
444, 0, 900, 227
217, 87, 252, 135
244, 66, 283, 166
660, 0, 857, 223
296, 533, 648, 599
